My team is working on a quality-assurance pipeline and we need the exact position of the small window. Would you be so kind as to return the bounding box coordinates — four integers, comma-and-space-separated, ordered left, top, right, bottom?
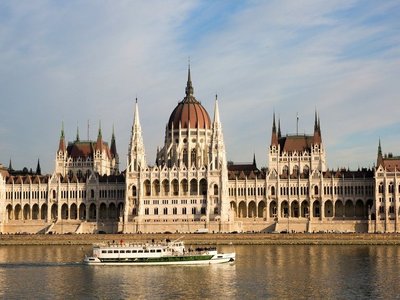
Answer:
126, 250, 131, 253
138, 250, 143, 253
133, 250, 137, 253
150, 249, 155, 253
114, 250, 119, 253
108, 250, 113, 253
144, 250, 149, 253
156, 249, 162, 253
102, 250, 107, 253
120, 250, 125, 253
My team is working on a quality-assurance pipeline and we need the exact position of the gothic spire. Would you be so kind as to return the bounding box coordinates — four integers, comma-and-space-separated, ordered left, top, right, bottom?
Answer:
213, 94, 220, 124
58, 122, 66, 152
76, 125, 80, 142
277, 118, 282, 138
36, 158, 41, 175
271, 112, 278, 146
185, 62, 194, 97
110, 124, 117, 158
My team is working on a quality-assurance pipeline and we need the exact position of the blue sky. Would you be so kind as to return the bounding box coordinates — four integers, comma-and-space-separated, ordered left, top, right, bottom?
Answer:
0, 0, 399, 173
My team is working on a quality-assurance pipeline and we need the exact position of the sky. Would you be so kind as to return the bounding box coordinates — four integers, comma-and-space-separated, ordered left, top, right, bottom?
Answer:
0, 0, 399, 174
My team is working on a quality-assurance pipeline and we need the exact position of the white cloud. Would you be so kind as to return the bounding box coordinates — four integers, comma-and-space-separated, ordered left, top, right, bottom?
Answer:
0, 0, 399, 172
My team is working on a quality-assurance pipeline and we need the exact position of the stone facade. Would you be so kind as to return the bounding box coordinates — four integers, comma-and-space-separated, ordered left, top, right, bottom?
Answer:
0, 70, 397, 234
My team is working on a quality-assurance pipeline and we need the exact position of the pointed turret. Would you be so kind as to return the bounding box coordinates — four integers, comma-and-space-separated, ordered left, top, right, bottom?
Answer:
96, 121, 103, 151
128, 98, 147, 171
110, 125, 117, 159
213, 94, 220, 124
185, 63, 194, 97
271, 112, 278, 146
36, 158, 41, 175
76, 126, 80, 142
278, 118, 282, 139
211, 94, 227, 170
313, 111, 322, 144
58, 122, 66, 153
8, 158, 13, 172
253, 153, 257, 168
377, 139, 383, 167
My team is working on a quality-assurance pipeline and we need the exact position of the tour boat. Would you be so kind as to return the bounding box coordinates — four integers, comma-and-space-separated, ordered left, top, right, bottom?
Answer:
83, 238, 236, 266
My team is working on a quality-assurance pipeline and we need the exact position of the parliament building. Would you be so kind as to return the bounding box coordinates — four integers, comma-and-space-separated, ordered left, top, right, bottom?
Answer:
0, 69, 399, 234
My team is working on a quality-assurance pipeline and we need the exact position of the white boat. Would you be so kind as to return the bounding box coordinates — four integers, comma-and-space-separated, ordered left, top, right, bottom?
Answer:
83, 238, 236, 266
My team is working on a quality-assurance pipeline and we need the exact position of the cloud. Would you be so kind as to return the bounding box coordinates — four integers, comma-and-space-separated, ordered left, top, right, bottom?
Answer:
0, 0, 399, 172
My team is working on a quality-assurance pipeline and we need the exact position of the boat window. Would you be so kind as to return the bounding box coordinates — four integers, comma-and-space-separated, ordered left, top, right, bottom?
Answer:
120, 250, 125, 253
126, 250, 131, 253
102, 250, 107, 253
133, 250, 137, 253
144, 250, 149, 253
138, 250, 143, 253
150, 250, 155, 253
108, 250, 113, 253
156, 249, 162, 253
114, 250, 119, 253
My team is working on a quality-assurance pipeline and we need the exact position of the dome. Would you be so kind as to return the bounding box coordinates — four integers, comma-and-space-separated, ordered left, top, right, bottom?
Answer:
167, 68, 211, 130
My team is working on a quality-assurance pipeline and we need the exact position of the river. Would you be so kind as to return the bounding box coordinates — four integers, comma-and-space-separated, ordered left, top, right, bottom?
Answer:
0, 244, 398, 299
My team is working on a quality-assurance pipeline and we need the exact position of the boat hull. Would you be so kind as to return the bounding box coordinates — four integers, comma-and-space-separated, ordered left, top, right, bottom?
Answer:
83, 253, 235, 266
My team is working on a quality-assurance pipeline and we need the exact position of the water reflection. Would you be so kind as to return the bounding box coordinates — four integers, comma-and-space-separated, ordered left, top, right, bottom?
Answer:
0, 244, 399, 299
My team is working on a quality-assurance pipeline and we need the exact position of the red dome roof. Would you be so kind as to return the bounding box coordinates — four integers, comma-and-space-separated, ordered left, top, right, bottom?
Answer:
168, 69, 211, 130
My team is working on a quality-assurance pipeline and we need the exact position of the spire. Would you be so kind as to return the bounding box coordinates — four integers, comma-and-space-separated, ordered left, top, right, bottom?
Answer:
110, 124, 117, 158
58, 122, 66, 152
129, 98, 147, 171
277, 118, 281, 138
377, 138, 383, 167
314, 109, 318, 132
97, 120, 102, 138
8, 158, 13, 171
185, 62, 194, 97
253, 153, 257, 168
134, 98, 140, 127
36, 158, 41, 175
213, 94, 220, 124
313, 110, 322, 144
76, 125, 80, 142
271, 113, 278, 146
61, 121, 65, 138
96, 121, 103, 151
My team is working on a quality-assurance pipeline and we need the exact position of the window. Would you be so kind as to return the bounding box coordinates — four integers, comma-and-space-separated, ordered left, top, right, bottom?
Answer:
192, 207, 196, 214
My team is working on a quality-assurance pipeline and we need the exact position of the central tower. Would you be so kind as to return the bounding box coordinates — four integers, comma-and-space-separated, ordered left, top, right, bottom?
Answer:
124, 66, 231, 233
156, 66, 212, 169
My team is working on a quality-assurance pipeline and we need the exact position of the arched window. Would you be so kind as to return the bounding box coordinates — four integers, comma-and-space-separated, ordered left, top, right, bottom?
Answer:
183, 149, 188, 167
314, 185, 319, 195
379, 182, 383, 193
303, 165, 309, 176
214, 184, 218, 196
132, 186, 137, 197
191, 149, 196, 167
282, 166, 289, 176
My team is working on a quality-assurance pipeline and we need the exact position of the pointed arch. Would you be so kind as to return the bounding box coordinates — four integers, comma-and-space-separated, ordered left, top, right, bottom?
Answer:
32, 204, 39, 220
70, 203, 78, 220
23, 204, 30, 220
190, 179, 198, 195
108, 202, 117, 220
41, 204, 48, 220
79, 203, 86, 220
258, 201, 266, 218
248, 201, 256, 218
99, 202, 107, 220
61, 203, 68, 219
